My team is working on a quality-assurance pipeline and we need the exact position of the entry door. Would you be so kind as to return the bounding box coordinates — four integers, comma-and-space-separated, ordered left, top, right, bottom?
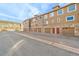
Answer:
56, 28, 60, 34
52, 28, 55, 34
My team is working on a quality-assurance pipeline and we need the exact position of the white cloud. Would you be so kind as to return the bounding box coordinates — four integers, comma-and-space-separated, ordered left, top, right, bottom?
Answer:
0, 3, 60, 22
0, 4, 21, 17
17, 4, 41, 20
0, 13, 20, 19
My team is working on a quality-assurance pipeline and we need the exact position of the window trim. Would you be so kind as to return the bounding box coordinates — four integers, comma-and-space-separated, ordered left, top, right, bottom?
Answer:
57, 9, 63, 15
67, 4, 77, 12
66, 15, 75, 22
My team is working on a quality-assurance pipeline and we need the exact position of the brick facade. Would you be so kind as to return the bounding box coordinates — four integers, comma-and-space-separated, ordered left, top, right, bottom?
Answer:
23, 3, 79, 36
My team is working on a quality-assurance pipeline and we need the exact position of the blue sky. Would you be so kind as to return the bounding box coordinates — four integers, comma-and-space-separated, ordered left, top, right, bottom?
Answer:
0, 3, 68, 23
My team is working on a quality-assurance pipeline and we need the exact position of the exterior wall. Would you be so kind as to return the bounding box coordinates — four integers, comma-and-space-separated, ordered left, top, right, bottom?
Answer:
74, 4, 79, 36
30, 15, 44, 33
31, 17, 36, 32
77, 4, 79, 11
41, 13, 52, 33
23, 20, 29, 32
23, 3, 79, 36
46, 3, 79, 35
60, 4, 79, 36
49, 12, 62, 34
20, 24, 23, 31
36, 16, 43, 32
62, 27, 74, 36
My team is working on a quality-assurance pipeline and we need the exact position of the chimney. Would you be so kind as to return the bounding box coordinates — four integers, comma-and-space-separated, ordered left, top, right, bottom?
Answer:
53, 4, 60, 11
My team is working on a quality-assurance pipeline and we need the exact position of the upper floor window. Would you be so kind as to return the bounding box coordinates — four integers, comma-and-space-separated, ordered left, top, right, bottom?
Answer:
44, 15, 48, 19
66, 15, 75, 21
68, 4, 76, 12
58, 9, 63, 15
43, 18, 48, 25
50, 12, 54, 16
46, 21, 48, 24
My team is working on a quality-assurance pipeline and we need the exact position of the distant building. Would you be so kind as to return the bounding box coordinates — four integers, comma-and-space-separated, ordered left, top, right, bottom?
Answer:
23, 18, 32, 32
0, 20, 22, 31
23, 3, 79, 36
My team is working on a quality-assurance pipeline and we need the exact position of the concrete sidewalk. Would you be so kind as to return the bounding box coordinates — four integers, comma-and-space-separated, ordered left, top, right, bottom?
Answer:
19, 32, 79, 49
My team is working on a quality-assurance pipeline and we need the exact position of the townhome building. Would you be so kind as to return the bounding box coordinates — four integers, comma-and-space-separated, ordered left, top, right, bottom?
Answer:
50, 3, 79, 36
23, 3, 79, 36
34, 15, 43, 32
46, 3, 79, 36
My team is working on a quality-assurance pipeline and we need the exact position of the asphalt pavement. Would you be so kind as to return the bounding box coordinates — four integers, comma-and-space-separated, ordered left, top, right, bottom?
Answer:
0, 31, 78, 56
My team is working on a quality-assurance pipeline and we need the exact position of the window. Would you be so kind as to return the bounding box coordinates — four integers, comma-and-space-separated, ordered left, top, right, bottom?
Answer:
44, 15, 48, 19
68, 4, 76, 12
58, 9, 63, 15
50, 12, 54, 16
43, 19, 48, 25
66, 16, 75, 21
46, 21, 48, 24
